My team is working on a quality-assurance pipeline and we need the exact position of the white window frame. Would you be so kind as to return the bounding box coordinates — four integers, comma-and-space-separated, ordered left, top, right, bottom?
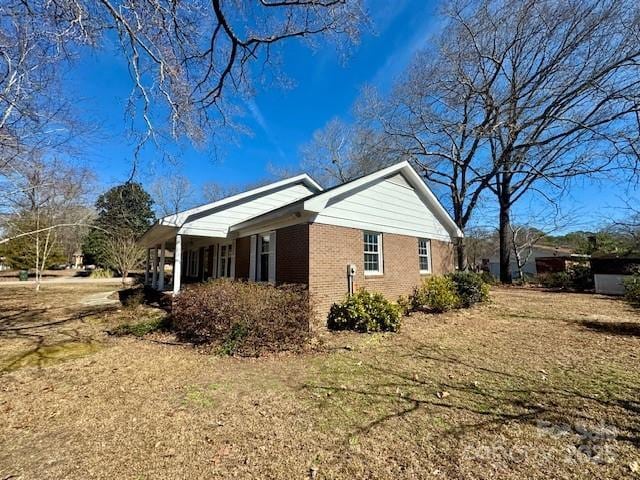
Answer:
257, 232, 272, 282
363, 231, 383, 276
218, 242, 235, 278
418, 238, 431, 274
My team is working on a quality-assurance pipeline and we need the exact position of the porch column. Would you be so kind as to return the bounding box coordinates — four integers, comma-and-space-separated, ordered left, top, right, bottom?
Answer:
144, 248, 150, 285
158, 242, 166, 290
151, 246, 158, 289
173, 234, 182, 295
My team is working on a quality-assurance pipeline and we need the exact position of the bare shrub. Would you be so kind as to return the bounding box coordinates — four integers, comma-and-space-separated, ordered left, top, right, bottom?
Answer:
172, 280, 312, 355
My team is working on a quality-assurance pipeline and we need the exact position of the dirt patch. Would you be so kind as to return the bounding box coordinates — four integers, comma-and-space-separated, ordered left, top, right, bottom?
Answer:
1, 286, 639, 479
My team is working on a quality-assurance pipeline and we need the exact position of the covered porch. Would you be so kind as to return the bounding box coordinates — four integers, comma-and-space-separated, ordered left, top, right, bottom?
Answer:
140, 225, 236, 294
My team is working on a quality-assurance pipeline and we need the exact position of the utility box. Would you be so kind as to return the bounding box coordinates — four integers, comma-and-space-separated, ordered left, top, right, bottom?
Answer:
347, 264, 357, 295
19, 270, 28, 281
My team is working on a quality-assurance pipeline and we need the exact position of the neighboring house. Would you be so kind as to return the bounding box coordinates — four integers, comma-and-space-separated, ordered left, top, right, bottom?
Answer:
139, 161, 462, 318
0, 256, 10, 271
485, 245, 577, 279
591, 255, 640, 295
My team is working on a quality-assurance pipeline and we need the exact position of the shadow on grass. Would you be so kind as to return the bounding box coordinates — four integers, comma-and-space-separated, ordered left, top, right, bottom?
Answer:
302, 344, 640, 451
579, 320, 640, 337
0, 302, 119, 373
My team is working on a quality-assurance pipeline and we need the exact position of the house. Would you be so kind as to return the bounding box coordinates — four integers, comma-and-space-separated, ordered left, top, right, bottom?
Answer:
591, 255, 640, 295
139, 161, 462, 318
485, 245, 579, 279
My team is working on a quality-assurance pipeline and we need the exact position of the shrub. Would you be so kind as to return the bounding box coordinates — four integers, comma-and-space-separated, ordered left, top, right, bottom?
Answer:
537, 265, 594, 292
448, 271, 490, 307
568, 264, 594, 292
396, 295, 412, 316
480, 271, 498, 285
410, 276, 460, 312
328, 289, 402, 333
624, 275, 640, 306
89, 268, 113, 279
538, 272, 571, 289
172, 280, 312, 355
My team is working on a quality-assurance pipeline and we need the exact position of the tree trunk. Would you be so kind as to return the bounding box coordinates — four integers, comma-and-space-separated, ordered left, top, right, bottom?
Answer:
498, 178, 512, 284
455, 238, 466, 271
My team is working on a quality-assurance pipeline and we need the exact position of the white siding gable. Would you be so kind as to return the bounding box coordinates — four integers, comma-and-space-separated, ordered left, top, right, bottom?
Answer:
179, 182, 315, 237
313, 176, 452, 241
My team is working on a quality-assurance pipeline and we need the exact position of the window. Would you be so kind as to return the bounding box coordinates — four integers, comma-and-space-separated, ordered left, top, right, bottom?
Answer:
258, 233, 271, 282
363, 231, 383, 275
187, 250, 198, 277
418, 238, 431, 273
218, 243, 234, 278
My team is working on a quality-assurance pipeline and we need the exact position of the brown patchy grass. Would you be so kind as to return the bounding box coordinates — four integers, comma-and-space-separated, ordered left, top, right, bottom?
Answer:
1, 285, 639, 479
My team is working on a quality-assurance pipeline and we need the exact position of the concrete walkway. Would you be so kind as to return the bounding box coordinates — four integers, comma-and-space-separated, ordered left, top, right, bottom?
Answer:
80, 290, 120, 307
0, 277, 134, 286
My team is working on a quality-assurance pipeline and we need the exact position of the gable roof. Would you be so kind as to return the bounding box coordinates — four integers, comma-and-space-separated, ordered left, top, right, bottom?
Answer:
232, 161, 463, 239
139, 173, 322, 246
159, 173, 322, 227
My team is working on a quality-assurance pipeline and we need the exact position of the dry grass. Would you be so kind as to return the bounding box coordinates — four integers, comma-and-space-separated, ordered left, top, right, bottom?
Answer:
1, 285, 639, 479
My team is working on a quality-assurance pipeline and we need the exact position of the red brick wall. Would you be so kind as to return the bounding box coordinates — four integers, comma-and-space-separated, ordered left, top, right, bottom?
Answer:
276, 223, 309, 285
308, 223, 455, 321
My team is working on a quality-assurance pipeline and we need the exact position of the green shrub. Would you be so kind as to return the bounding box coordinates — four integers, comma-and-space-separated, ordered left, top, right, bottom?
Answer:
172, 280, 312, 355
410, 276, 460, 312
328, 289, 402, 333
538, 272, 571, 289
624, 275, 640, 306
448, 271, 490, 307
567, 264, 594, 292
537, 265, 594, 292
89, 268, 113, 279
111, 317, 169, 337
480, 271, 498, 285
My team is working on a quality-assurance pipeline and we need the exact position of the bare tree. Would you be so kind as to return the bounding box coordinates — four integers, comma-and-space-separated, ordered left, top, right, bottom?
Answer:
464, 227, 496, 272
201, 182, 242, 203
300, 116, 395, 187
508, 208, 575, 282
1, 0, 366, 163
102, 234, 145, 285
151, 175, 195, 216
359, 47, 500, 270
0, 156, 94, 290
365, 0, 640, 279
439, 0, 640, 282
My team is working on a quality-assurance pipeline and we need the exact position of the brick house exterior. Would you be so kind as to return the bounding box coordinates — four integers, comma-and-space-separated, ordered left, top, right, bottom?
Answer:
140, 161, 463, 324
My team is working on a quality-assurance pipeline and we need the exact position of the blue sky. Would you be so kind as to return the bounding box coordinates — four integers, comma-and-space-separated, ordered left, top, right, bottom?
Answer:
65, 0, 636, 230
67, 0, 437, 188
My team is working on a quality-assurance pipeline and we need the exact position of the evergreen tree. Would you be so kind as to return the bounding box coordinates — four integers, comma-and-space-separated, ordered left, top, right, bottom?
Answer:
83, 182, 154, 266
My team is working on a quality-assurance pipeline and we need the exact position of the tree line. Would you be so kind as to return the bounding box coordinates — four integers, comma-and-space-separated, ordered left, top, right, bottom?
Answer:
300, 0, 640, 282
1, 0, 639, 284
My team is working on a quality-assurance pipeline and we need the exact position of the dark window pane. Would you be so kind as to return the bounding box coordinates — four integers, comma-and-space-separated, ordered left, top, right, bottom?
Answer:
260, 254, 269, 281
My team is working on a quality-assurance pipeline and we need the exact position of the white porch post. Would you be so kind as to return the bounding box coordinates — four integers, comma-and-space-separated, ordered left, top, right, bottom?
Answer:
173, 234, 182, 295
151, 246, 158, 289
144, 248, 150, 285
158, 242, 166, 290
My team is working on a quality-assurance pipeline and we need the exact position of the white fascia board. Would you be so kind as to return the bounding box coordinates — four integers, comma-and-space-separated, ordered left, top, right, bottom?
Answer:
232, 212, 315, 239
400, 164, 464, 238
228, 201, 305, 233
303, 161, 463, 239
177, 225, 229, 238
159, 173, 323, 227
138, 224, 179, 248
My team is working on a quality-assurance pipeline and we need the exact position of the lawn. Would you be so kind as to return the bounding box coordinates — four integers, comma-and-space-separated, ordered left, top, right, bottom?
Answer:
1, 284, 639, 479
